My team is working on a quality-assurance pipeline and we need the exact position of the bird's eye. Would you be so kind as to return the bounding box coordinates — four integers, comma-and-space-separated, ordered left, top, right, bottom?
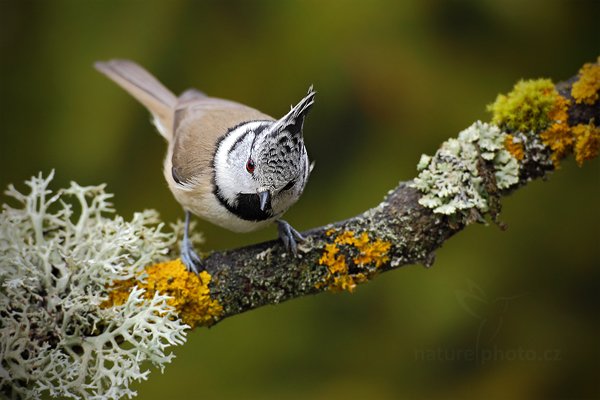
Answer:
246, 159, 255, 174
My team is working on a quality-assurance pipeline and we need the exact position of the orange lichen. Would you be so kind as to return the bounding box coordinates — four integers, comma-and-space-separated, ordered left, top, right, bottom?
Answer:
548, 94, 570, 124
103, 278, 135, 308
102, 259, 223, 328
539, 94, 574, 167
571, 58, 600, 105
353, 239, 392, 268
504, 134, 525, 161
540, 122, 574, 167
572, 122, 600, 166
334, 230, 366, 246
331, 275, 357, 293
317, 230, 392, 293
333, 231, 391, 268
319, 243, 348, 274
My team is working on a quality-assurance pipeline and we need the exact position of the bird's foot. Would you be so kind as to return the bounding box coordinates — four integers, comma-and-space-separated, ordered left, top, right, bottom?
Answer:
276, 219, 305, 255
180, 235, 203, 274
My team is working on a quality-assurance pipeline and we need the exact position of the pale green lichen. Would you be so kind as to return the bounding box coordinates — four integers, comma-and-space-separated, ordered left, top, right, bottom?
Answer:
412, 121, 519, 215
416, 154, 432, 171
493, 150, 520, 189
0, 172, 188, 400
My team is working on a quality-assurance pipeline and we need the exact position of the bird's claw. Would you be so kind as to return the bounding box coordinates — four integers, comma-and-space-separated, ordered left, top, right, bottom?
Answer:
181, 236, 202, 274
181, 210, 202, 273
277, 219, 305, 256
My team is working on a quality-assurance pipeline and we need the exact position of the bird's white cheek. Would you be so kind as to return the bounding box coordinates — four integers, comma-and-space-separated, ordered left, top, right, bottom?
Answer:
216, 166, 257, 202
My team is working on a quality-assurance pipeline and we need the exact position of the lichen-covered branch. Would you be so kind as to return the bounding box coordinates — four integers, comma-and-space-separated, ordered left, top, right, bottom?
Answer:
197, 57, 600, 323
1, 58, 598, 400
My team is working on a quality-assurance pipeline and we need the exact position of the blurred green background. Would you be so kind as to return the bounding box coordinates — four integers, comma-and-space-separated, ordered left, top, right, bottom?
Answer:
1, 0, 599, 399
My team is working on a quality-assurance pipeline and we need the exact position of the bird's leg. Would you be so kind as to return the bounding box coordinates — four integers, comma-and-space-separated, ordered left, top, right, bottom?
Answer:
276, 219, 305, 255
180, 210, 202, 273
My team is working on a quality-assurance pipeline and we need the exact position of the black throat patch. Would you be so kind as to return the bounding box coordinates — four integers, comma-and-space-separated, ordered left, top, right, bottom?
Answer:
214, 191, 273, 221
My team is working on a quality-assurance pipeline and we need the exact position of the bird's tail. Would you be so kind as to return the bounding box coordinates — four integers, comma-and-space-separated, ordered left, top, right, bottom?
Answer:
95, 59, 176, 140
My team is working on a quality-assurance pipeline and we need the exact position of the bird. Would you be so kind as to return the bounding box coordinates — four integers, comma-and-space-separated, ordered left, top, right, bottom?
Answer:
94, 59, 315, 273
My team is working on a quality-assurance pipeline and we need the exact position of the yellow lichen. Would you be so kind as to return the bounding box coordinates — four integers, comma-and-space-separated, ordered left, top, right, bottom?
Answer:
571, 58, 600, 105
488, 79, 559, 132
572, 122, 600, 166
102, 259, 223, 328
504, 134, 525, 161
317, 230, 392, 293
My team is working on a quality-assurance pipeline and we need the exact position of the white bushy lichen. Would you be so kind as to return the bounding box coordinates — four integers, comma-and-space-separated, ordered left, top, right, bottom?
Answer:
412, 121, 520, 215
0, 172, 188, 400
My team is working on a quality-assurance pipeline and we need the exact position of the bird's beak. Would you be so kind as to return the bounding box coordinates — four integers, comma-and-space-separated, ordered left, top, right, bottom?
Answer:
258, 190, 272, 212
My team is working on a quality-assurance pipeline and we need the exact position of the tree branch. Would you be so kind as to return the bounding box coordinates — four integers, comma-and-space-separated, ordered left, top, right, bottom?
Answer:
200, 59, 600, 326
